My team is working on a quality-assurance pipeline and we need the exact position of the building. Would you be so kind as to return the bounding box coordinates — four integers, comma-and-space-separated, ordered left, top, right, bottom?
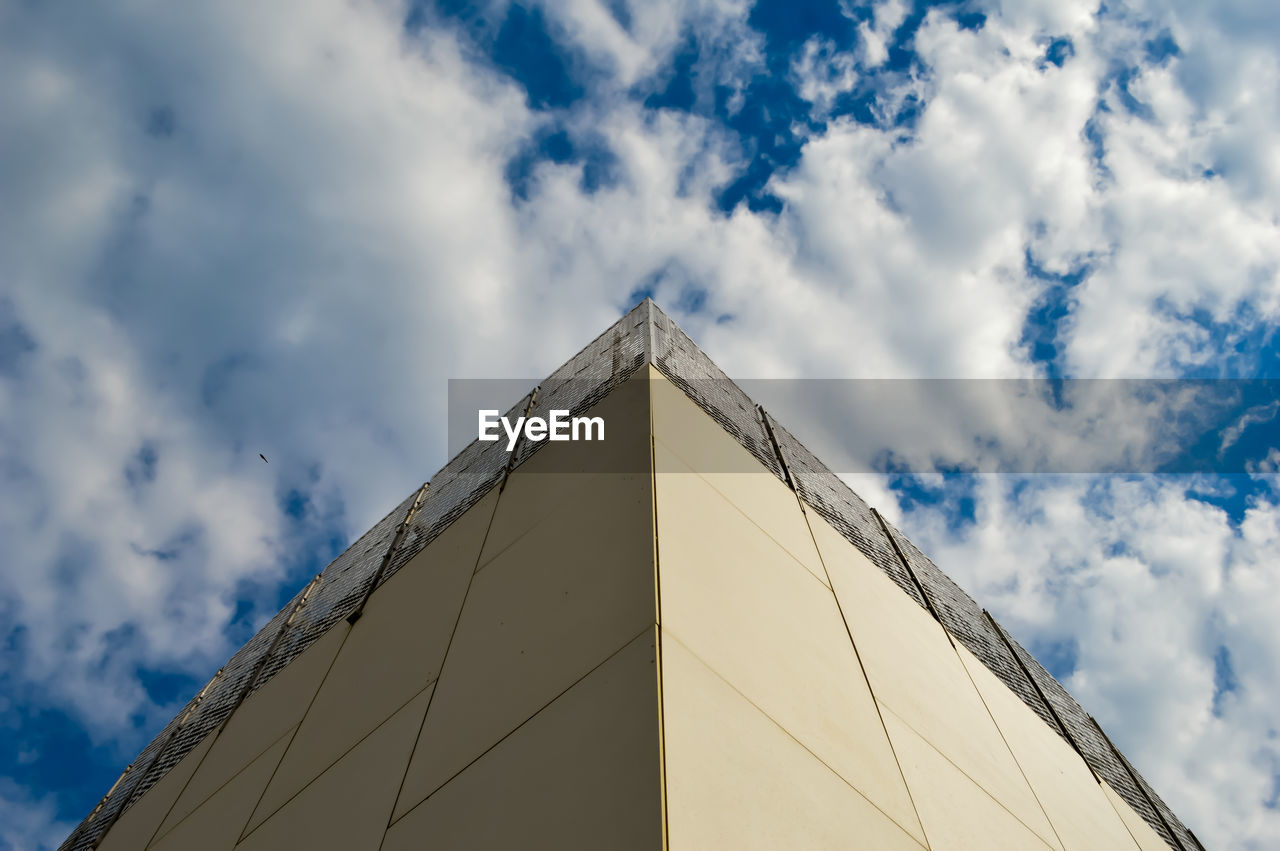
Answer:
61, 301, 1202, 850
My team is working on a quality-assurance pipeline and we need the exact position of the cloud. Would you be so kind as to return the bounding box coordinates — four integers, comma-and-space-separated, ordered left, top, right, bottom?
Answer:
790, 37, 861, 116
534, 0, 762, 95
0, 780, 73, 851
0, 289, 283, 725
897, 475, 1280, 848
1220, 400, 1279, 456
0, 0, 557, 835
2, 0, 1279, 847
856, 0, 908, 68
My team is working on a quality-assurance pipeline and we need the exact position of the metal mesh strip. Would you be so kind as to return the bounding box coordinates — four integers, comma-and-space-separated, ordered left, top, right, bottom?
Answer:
381, 394, 527, 585
62, 300, 1198, 851
57, 689, 203, 851
511, 305, 647, 470
999, 624, 1180, 849
60, 493, 412, 849
251, 490, 417, 692
126, 582, 310, 800
763, 413, 926, 608
879, 519, 1063, 733
1117, 748, 1201, 850
649, 305, 783, 480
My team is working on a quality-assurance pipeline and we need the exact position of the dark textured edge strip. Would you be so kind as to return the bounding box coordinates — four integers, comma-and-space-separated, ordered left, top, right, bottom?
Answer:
64, 300, 1199, 851
348, 484, 429, 624
875, 507, 948, 631
1094, 716, 1195, 850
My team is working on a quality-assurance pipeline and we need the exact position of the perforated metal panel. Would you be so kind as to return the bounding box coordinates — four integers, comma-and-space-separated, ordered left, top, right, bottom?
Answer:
65, 300, 1197, 851
379, 393, 529, 588
764, 413, 927, 610
512, 303, 648, 471
252, 491, 418, 693
129, 584, 305, 787
58, 691, 204, 851
59, 581, 312, 851
650, 304, 784, 481
1121, 748, 1203, 850
879, 520, 1064, 736
995, 621, 1183, 848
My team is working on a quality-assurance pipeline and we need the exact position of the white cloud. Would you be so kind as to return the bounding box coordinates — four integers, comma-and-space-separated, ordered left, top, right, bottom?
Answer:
2, 0, 1280, 847
1220, 400, 1279, 456
0, 289, 283, 727
0, 0, 565, 784
537, 0, 761, 93
1247, 447, 1280, 475
0, 779, 73, 851
791, 37, 860, 116
857, 0, 909, 68
900, 476, 1280, 848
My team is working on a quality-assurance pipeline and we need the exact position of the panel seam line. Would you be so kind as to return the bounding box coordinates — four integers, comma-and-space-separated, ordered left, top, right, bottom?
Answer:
794, 498, 933, 850
875, 701, 1058, 850
374, 476, 507, 851
951, 641, 1069, 851
144, 725, 299, 847
1093, 716, 1191, 850
232, 616, 358, 844
873, 508, 950, 637
650, 374, 670, 851
140, 574, 323, 848
384, 625, 656, 833
663, 629, 928, 849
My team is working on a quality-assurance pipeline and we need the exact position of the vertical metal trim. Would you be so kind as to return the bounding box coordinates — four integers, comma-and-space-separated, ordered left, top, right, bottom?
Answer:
647, 378, 670, 851
228, 573, 323, 713
499, 388, 539, 493
86, 666, 225, 848
1092, 716, 1191, 851
132, 575, 324, 850
77, 761, 133, 832
872, 508, 948, 635
347, 482, 429, 625
758, 407, 794, 490
985, 611, 1087, 762
645, 299, 658, 365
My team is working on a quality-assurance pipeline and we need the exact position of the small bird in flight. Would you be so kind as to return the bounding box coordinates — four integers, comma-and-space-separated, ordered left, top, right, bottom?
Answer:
260, 454, 268, 463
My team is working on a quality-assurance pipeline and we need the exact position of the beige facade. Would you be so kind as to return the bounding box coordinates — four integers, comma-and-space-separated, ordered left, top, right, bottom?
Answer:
88, 367, 1173, 850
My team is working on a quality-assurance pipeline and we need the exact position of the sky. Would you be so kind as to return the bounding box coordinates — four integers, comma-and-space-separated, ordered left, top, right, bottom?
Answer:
1, 0, 1279, 847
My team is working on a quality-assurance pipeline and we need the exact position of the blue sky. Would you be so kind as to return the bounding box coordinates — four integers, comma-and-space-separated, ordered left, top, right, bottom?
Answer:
2, 0, 1280, 847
